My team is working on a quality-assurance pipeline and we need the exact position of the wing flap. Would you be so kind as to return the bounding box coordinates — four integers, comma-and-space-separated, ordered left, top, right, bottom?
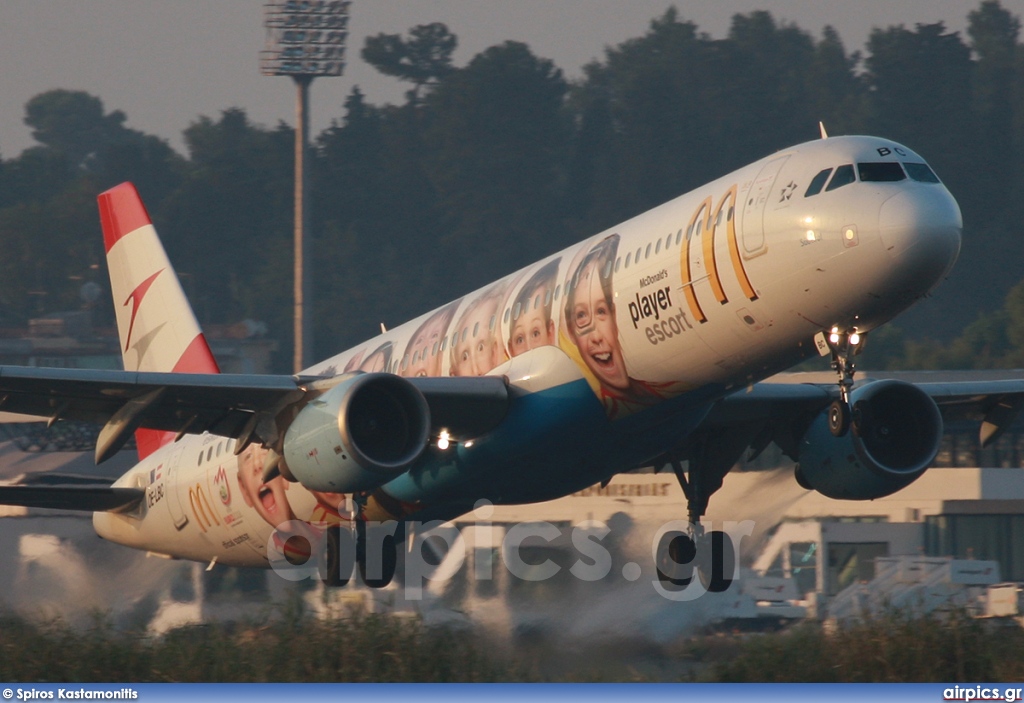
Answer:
0, 366, 303, 441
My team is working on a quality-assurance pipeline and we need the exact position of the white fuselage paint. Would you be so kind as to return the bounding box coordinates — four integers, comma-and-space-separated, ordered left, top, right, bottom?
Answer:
94, 136, 962, 567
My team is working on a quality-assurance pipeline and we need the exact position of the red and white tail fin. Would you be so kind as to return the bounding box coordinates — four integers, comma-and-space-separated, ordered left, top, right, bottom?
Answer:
98, 182, 220, 459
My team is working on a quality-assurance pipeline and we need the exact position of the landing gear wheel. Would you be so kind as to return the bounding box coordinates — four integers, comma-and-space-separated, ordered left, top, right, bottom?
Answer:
656, 530, 735, 592
321, 525, 354, 587
657, 532, 697, 586
828, 399, 851, 437
356, 520, 404, 588
700, 530, 735, 593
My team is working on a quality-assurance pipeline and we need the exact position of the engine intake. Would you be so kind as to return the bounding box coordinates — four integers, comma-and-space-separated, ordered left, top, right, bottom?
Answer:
797, 380, 942, 500
282, 373, 430, 493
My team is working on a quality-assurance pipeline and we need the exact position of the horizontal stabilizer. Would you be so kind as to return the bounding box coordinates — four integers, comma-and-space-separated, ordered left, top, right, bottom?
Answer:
15, 473, 115, 487
0, 485, 144, 513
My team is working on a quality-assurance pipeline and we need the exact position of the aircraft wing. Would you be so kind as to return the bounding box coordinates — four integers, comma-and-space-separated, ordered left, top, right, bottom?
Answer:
0, 365, 302, 436
0, 366, 510, 462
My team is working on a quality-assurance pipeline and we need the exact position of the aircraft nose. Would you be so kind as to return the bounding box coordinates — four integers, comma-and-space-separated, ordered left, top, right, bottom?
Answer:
879, 186, 962, 284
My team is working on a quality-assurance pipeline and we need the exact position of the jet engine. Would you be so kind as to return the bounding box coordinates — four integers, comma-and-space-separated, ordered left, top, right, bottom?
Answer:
796, 380, 942, 500
281, 373, 430, 493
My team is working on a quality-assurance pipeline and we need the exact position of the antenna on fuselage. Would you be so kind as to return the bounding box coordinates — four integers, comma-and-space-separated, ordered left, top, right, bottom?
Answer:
819, 121, 829, 139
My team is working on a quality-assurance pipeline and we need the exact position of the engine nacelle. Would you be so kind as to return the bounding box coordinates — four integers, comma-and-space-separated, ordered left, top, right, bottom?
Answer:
797, 380, 942, 500
282, 373, 430, 493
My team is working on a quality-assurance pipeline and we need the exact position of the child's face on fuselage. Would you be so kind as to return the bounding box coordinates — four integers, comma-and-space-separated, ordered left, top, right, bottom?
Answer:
452, 297, 502, 376
236, 445, 295, 528
569, 261, 629, 392
510, 284, 555, 357
360, 350, 387, 373
403, 314, 449, 378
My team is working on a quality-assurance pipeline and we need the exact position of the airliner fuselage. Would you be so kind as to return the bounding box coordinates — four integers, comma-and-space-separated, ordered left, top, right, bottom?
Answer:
88, 135, 962, 570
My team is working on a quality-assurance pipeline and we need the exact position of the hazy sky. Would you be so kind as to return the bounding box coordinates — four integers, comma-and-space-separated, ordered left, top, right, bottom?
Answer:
1, 0, 1021, 157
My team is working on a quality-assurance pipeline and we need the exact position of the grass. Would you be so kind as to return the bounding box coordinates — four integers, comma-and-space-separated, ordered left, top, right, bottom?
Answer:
711, 610, 1024, 682
2, 606, 1023, 682
0, 608, 521, 682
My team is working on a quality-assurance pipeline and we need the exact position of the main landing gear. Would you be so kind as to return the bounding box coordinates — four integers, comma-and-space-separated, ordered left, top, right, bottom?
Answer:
320, 520, 405, 588
823, 327, 866, 438
660, 432, 749, 592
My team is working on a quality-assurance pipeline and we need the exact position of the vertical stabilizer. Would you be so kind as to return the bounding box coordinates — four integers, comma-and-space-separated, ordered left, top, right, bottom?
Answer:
98, 182, 220, 458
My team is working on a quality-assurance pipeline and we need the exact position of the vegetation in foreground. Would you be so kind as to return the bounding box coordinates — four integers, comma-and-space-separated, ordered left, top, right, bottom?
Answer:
710, 611, 1024, 682
2, 607, 1024, 682
0, 608, 521, 683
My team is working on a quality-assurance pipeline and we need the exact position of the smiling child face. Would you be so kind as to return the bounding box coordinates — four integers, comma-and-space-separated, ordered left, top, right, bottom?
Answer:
569, 261, 629, 392
510, 283, 555, 357
236, 445, 295, 528
403, 313, 449, 378
452, 296, 502, 376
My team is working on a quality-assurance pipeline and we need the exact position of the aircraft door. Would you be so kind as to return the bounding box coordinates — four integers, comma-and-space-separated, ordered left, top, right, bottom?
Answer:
741, 156, 790, 256
163, 441, 190, 531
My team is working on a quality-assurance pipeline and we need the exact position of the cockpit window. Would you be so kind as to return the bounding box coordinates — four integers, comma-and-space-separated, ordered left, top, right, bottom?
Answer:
903, 162, 941, 183
858, 162, 906, 182
825, 164, 856, 192
804, 168, 832, 197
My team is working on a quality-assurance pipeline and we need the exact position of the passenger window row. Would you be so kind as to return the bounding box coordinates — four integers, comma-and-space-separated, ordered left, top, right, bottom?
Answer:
613, 204, 737, 275
387, 198, 743, 373
393, 212, 734, 373
392, 272, 564, 373
197, 438, 235, 466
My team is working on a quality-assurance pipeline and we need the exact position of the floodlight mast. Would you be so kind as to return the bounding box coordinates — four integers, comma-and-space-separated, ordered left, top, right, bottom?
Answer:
260, 0, 349, 372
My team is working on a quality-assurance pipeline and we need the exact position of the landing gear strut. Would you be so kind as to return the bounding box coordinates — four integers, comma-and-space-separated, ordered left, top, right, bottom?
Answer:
659, 429, 751, 592
823, 327, 865, 437
317, 520, 404, 589
356, 519, 405, 588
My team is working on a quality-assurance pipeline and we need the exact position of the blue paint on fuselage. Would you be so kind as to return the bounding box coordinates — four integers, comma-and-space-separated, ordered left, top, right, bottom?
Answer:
383, 378, 716, 508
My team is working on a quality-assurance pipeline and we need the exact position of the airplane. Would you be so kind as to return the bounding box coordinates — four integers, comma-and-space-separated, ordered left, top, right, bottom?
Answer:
0, 131, 1010, 592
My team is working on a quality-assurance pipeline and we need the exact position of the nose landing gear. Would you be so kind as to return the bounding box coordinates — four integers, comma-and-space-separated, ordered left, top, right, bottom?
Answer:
820, 327, 866, 437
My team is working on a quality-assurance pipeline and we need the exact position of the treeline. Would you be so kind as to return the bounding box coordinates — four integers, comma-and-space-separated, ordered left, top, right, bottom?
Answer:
1, 2, 1023, 372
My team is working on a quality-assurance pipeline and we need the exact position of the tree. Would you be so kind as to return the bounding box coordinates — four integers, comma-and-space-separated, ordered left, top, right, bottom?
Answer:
312, 88, 426, 353
422, 41, 569, 286
567, 9, 722, 226
724, 11, 818, 155
362, 23, 458, 101
968, 1, 1020, 215
23, 90, 127, 168
805, 26, 867, 136
20, 89, 183, 202
160, 109, 292, 333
